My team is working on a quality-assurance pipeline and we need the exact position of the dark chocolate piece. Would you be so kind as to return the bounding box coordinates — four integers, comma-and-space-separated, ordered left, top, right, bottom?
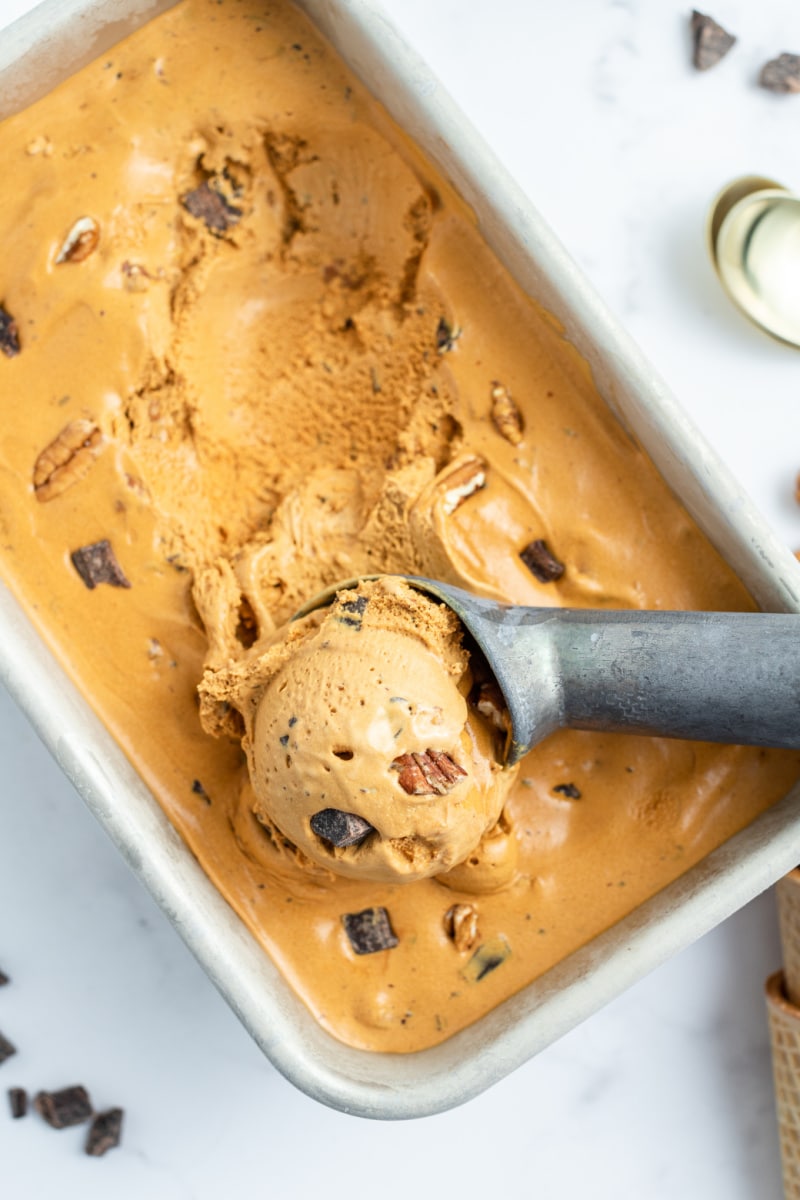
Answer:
392, 749, 467, 795
760, 53, 800, 93
0, 969, 8, 986
342, 906, 399, 955
85, 1107, 124, 1157
34, 1085, 93, 1128
520, 538, 565, 583
460, 935, 512, 984
690, 11, 736, 70
71, 539, 131, 590
191, 778, 211, 804
181, 180, 242, 233
8, 1087, 27, 1118
0, 305, 20, 357
436, 317, 460, 353
0, 1033, 16, 1064
553, 782, 582, 799
310, 808, 375, 848
336, 593, 368, 629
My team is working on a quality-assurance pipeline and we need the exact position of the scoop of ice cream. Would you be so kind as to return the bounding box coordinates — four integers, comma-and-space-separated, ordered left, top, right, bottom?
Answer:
201, 577, 514, 882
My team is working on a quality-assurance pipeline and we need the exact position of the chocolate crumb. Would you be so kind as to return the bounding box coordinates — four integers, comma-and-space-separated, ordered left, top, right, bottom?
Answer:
8, 1087, 27, 1118
34, 1085, 93, 1128
759, 53, 800, 93
182, 180, 242, 233
0, 305, 20, 357
520, 538, 565, 583
553, 782, 582, 799
85, 1107, 124, 1157
71, 539, 131, 590
310, 808, 375, 848
690, 11, 736, 71
0, 1033, 16, 1064
436, 317, 461, 353
342, 906, 399, 954
191, 778, 211, 804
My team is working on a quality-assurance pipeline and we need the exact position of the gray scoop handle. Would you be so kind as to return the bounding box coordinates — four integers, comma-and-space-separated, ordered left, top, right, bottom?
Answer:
418, 586, 800, 764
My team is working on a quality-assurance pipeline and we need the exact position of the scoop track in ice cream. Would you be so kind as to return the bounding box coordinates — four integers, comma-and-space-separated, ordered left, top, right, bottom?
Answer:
0, 0, 798, 1053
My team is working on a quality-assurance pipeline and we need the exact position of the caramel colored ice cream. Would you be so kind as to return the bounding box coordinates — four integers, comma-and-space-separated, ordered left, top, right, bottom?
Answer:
201, 576, 513, 882
0, 0, 798, 1052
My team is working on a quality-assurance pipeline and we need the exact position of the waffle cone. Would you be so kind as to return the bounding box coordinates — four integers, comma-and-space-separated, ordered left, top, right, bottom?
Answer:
777, 870, 800, 1007
766, 970, 800, 1198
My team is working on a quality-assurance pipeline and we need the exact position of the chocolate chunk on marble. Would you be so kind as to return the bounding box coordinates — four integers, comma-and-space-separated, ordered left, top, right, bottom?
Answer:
0, 1033, 16, 1065
85, 1107, 124, 1157
8, 1087, 27, 1118
34, 1085, 93, 1128
760, 53, 800, 93
690, 11, 736, 70
342, 906, 399, 955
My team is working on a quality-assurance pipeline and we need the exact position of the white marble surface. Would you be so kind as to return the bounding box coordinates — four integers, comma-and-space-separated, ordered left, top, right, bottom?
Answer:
1, 0, 799, 1196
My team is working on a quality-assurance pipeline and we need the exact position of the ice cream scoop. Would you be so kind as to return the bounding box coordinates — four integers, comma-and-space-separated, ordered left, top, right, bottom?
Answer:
707, 174, 800, 346
296, 577, 800, 765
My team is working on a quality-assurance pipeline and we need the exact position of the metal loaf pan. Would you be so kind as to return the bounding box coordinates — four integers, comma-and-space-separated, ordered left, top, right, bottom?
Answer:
2, 0, 800, 1121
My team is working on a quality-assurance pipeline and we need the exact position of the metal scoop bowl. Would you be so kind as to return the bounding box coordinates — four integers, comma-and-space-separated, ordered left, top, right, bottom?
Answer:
294, 576, 800, 766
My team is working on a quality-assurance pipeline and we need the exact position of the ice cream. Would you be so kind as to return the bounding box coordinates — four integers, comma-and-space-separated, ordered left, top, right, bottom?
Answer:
0, 0, 798, 1053
200, 576, 513, 882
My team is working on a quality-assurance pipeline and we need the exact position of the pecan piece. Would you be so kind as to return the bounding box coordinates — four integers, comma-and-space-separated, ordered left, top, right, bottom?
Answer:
33, 419, 102, 502
392, 749, 467, 795
520, 538, 565, 583
55, 217, 99, 264
471, 680, 509, 732
0, 305, 20, 357
439, 456, 486, 515
444, 903, 479, 953
490, 382, 524, 446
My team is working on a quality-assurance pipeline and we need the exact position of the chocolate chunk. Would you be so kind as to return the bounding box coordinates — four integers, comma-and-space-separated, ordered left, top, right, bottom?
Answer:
34, 1085, 93, 1128
0, 305, 20, 357
436, 317, 460, 353
336, 593, 368, 629
520, 538, 565, 583
85, 1107, 124, 1157
0, 969, 8, 986
760, 53, 800, 93
392, 749, 467, 795
460, 935, 512, 984
690, 11, 736, 71
0, 1033, 16, 1065
8, 1087, 27, 1118
182, 180, 242, 233
71, 539, 131, 590
310, 808, 375, 847
342, 906, 399, 955
553, 782, 582, 799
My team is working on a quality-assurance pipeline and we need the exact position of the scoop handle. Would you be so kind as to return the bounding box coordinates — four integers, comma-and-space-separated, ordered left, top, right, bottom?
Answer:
552, 610, 800, 748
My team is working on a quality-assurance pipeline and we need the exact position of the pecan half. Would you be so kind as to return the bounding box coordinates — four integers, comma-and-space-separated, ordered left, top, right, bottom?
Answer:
56, 217, 99, 264
392, 749, 467, 795
439, 456, 487, 515
490, 382, 524, 446
444, 903, 479, 952
33, 419, 102, 502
